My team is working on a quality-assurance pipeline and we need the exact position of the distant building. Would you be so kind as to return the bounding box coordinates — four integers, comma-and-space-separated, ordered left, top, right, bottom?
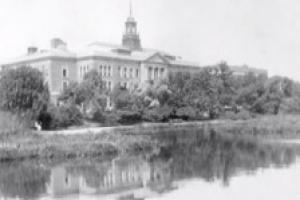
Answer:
230, 65, 268, 77
0, 6, 200, 104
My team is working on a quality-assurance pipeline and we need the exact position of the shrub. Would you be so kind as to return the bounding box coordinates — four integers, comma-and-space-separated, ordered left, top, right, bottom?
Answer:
40, 104, 83, 130
142, 105, 173, 122
117, 110, 142, 125
92, 110, 120, 126
175, 106, 197, 120
221, 110, 253, 120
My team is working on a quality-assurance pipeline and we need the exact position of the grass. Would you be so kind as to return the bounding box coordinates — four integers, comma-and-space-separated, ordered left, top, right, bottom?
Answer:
209, 114, 300, 138
0, 112, 28, 135
0, 130, 157, 161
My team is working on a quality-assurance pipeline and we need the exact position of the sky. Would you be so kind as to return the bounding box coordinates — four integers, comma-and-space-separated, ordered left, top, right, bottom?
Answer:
0, 0, 300, 80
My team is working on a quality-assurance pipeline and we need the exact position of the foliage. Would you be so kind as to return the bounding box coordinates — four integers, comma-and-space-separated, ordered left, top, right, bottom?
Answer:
116, 110, 142, 124
40, 104, 83, 130
0, 66, 49, 120
92, 110, 120, 126
111, 85, 135, 110
143, 105, 174, 122
221, 110, 253, 120
175, 106, 198, 120
59, 69, 107, 116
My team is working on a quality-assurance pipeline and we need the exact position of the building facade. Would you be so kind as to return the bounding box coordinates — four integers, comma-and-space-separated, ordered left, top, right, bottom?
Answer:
0, 11, 200, 104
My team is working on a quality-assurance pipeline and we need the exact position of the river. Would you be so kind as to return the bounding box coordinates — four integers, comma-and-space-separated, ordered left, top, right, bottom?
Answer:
0, 129, 299, 200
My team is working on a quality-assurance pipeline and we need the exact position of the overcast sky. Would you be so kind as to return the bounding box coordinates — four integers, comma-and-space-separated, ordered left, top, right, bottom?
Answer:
0, 0, 300, 80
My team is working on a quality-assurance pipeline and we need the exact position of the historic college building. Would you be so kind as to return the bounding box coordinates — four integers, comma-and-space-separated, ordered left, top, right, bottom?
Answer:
0, 7, 267, 104
0, 10, 200, 103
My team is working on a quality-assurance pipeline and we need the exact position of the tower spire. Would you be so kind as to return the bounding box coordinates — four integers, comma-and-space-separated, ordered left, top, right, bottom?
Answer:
123, 0, 141, 50
129, 0, 132, 17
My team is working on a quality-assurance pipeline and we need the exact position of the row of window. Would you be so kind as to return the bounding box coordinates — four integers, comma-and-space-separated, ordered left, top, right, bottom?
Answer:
79, 65, 90, 78
99, 65, 112, 77
148, 67, 165, 80
62, 80, 112, 92
104, 81, 112, 92
118, 66, 139, 79
79, 64, 140, 80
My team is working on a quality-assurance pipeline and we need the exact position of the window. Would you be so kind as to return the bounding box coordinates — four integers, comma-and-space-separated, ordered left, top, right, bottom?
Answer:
148, 67, 152, 80
136, 69, 139, 77
99, 65, 103, 76
108, 66, 111, 77
160, 68, 165, 77
108, 81, 112, 92
63, 68, 67, 78
129, 68, 133, 78
104, 66, 107, 77
124, 67, 127, 78
118, 66, 121, 77
154, 68, 158, 79
85, 65, 89, 75
62, 81, 68, 91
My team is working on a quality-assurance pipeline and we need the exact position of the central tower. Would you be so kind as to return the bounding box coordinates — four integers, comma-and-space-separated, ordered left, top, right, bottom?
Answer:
122, 2, 142, 50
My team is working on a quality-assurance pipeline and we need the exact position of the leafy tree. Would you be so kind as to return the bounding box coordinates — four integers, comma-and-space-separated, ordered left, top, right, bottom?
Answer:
59, 69, 107, 115
111, 85, 134, 110
234, 72, 267, 111
0, 66, 49, 120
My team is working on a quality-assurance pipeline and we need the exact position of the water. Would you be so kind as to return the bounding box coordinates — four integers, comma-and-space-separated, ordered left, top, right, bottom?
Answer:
0, 130, 300, 200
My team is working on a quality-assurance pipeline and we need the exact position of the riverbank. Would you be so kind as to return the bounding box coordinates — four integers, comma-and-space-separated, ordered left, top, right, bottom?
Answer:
40, 114, 300, 138
1, 114, 300, 162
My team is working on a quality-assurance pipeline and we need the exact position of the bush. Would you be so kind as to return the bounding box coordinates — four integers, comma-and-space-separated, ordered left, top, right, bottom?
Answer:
221, 110, 253, 120
39, 104, 83, 130
117, 110, 142, 125
175, 106, 197, 120
92, 110, 120, 126
142, 105, 173, 122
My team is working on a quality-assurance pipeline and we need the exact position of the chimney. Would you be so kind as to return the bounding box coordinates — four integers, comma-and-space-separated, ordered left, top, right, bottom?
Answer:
27, 46, 38, 55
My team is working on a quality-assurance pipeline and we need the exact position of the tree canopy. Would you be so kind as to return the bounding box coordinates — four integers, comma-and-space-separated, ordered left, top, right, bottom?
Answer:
0, 66, 49, 119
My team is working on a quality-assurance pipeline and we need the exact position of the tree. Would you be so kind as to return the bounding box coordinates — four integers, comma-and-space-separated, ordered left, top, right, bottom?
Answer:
59, 69, 107, 116
0, 66, 49, 119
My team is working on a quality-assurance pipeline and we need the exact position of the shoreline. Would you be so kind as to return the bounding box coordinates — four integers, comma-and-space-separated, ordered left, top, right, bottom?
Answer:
2, 115, 300, 162
38, 119, 231, 135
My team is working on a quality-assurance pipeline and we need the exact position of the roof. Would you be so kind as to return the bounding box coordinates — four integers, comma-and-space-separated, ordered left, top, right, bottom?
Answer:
1, 48, 76, 65
1, 41, 200, 67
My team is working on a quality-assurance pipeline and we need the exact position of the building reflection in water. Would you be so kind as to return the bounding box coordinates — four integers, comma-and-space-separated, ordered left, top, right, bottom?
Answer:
46, 142, 299, 198
0, 131, 298, 200
47, 156, 163, 198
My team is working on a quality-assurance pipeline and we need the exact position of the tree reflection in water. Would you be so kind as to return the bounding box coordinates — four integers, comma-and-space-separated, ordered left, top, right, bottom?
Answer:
0, 129, 298, 199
